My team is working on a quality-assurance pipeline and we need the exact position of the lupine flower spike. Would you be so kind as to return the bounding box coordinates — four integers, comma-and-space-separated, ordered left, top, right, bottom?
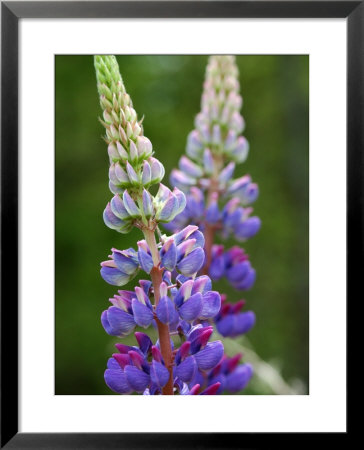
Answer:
95, 55, 255, 395
167, 55, 261, 289
166, 55, 261, 392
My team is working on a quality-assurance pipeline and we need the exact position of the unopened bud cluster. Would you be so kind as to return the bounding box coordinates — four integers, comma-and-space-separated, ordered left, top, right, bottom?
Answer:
95, 55, 184, 232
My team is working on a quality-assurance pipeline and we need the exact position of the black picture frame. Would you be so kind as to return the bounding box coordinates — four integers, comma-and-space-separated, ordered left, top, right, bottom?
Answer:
1, 1, 357, 447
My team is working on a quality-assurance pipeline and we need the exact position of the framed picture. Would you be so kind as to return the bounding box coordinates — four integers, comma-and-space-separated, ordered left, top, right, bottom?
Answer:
1, 1, 355, 447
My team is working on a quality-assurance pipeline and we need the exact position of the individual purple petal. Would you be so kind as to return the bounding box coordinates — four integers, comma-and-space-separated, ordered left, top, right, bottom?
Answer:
170, 169, 196, 191
151, 345, 163, 363
128, 350, 146, 371
179, 156, 203, 178
186, 129, 203, 158
136, 136, 153, 158
177, 247, 205, 276
160, 239, 177, 271
231, 136, 249, 163
173, 187, 186, 216
178, 292, 203, 321
174, 279, 194, 308
233, 311, 256, 335
134, 332, 153, 356
109, 181, 124, 195
155, 296, 176, 324
125, 161, 139, 185
114, 343, 135, 355
228, 175, 252, 195
188, 326, 213, 354
122, 190, 141, 218
200, 382, 221, 395
241, 183, 259, 204
175, 341, 191, 365
234, 217, 261, 240
149, 157, 165, 182
128, 140, 138, 162
137, 248, 154, 274
101, 307, 135, 336
142, 161, 152, 186
108, 356, 124, 370
176, 356, 197, 382
233, 268, 256, 290
116, 141, 129, 160
142, 189, 154, 219
209, 252, 225, 281
173, 225, 199, 245
135, 286, 152, 308
225, 364, 253, 393
191, 276, 212, 295
218, 162, 235, 184
226, 261, 250, 283
131, 298, 154, 328
194, 341, 224, 371
101, 310, 116, 336
112, 250, 139, 275
203, 148, 214, 174
100, 264, 131, 286
200, 291, 221, 319
104, 367, 132, 394
103, 203, 125, 230
110, 195, 129, 220
139, 279, 152, 296
108, 143, 121, 162
150, 360, 169, 388
109, 164, 120, 186
114, 162, 129, 185
112, 353, 131, 370
158, 193, 178, 222
176, 239, 196, 261
208, 374, 225, 394
187, 228, 205, 249
224, 129, 237, 151
216, 315, 234, 337
124, 366, 150, 392
187, 384, 201, 395
205, 198, 220, 224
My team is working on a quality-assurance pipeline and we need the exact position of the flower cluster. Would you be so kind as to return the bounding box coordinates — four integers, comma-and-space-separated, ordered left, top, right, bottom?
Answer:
166, 56, 260, 304
95, 55, 253, 396
209, 245, 256, 291
105, 329, 225, 395
214, 295, 255, 338
164, 55, 259, 390
101, 267, 221, 337
100, 224, 205, 286
95, 55, 185, 233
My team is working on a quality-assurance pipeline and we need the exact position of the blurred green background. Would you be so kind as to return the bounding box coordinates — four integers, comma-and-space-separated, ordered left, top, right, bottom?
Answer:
55, 55, 309, 395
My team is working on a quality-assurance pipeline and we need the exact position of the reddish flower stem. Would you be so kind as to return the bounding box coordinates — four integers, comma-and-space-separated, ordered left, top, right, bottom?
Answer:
144, 228, 174, 395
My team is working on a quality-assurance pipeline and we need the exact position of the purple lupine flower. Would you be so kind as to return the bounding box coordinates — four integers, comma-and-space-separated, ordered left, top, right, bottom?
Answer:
222, 200, 261, 242
214, 295, 256, 338
155, 276, 221, 325
101, 284, 155, 336
104, 333, 170, 395
100, 248, 139, 286
174, 325, 224, 383
207, 353, 253, 393
208, 245, 256, 291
